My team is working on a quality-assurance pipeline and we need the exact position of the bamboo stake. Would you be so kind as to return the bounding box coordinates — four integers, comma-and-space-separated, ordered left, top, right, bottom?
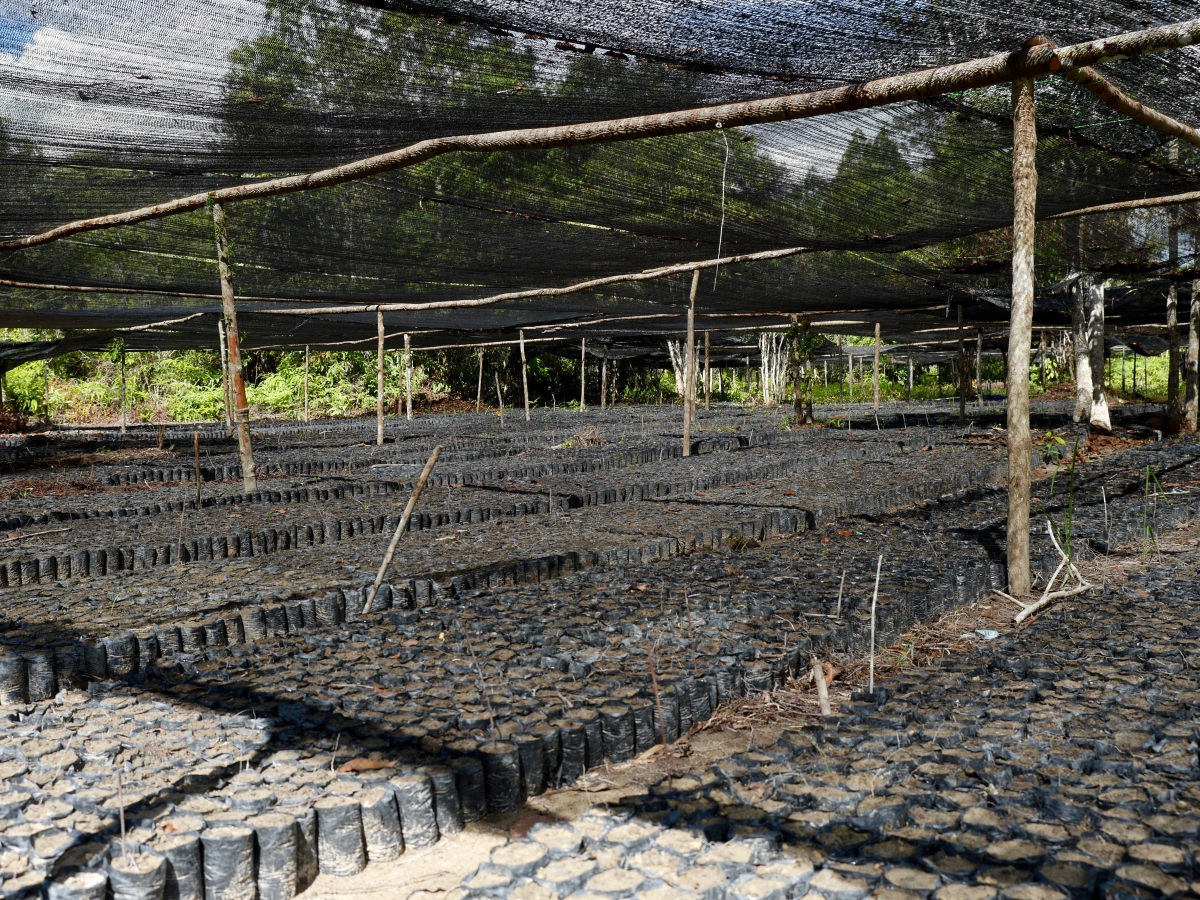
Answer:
362, 445, 442, 614
683, 270, 699, 457
495, 371, 505, 426
957, 305, 967, 424
303, 344, 310, 422
868, 554, 882, 694
212, 201, 257, 493
8, 18, 1198, 252
704, 331, 711, 411
519, 329, 530, 421
376, 309, 385, 446
119, 349, 127, 438
835, 569, 846, 618
1186, 270, 1200, 433
873, 322, 881, 412
1007, 76, 1037, 596
193, 431, 201, 508
405, 333, 413, 420
976, 329, 983, 406
580, 338, 586, 411
812, 657, 831, 716
475, 348, 484, 413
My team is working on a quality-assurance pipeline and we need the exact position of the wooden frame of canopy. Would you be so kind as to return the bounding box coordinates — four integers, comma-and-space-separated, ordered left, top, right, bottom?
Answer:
3, 19, 1200, 588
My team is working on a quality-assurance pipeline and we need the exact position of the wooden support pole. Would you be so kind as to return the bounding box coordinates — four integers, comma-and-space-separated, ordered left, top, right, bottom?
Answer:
1087, 279, 1111, 432
519, 329, 531, 421
957, 305, 967, 424
907, 355, 913, 399
495, 371, 505, 426
194, 432, 201, 508
683, 270, 699, 457
704, 331, 711, 411
976, 329, 984, 405
1007, 76, 1037, 597
405, 333, 413, 420
600, 350, 608, 411
476, 348, 484, 413
363, 445, 442, 614
1167, 184, 1182, 432
1072, 276, 1094, 422
580, 339, 586, 411
1187, 273, 1200, 433
217, 320, 232, 434
212, 201, 257, 493
119, 349, 127, 438
873, 322, 881, 412
376, 309, 386, 446
303, 344, 310, 422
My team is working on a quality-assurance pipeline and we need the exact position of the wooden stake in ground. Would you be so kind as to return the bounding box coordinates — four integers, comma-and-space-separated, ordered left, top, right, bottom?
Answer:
303, 343, 310, 422
600, 349, 608, 411
476, 348, 484, 413
975, 329, 984, 405
683, 269, 699, 457
1167, 181, 1182, 432
684, 591, 699, 677
957, 305, 967, 424
873, 322, 881, 412
811, 657, 831, 716
704, 331, 711, 411
193, 432, 201, 508
1007, 76, 1037, 596
647, 639, 667, 746
868, 554, 882, 694
1187, 269, 1200, 432
907, 355, 914, 399
495, 371, 505, 426
119, 349, 127, 438
218, 320, 232, 434
362, 445, 442, 614
212, 201, 258, 493
376, 309, 386, 446
405, 333, 413, 421
579, 338, 586, 411
519, 329, 530, 421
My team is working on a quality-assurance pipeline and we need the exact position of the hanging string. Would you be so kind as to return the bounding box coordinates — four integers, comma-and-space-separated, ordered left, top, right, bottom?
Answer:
713, 124, 731, 291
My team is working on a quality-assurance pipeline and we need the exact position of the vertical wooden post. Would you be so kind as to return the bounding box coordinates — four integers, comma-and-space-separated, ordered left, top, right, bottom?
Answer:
579, 338, 586, 411
683, 270, 699, 457
600, 350, 608, 411
476, 348, 484, 413
847, 347, 853, 402
0, 366, 6, 407
704, 331, 711, 411
194, 431, 201, 508
217, 320, 232, 434
303, 344, 310, 422
975, 329, 983, 405
519, 329, 531, 421
1186, 275, 1200, 433
1007, 76, 1037, 597
1167, 218, 1181, 433
376, 309, 386, 446
957, 305, 967, 423
873, 322, 881, 412
494, 371, 505, 426
212, 200, 257, 493
1086, 279, 1111, 431
907, 355, 913, 399
405, 333, 413, 420
119, 349, 127, 438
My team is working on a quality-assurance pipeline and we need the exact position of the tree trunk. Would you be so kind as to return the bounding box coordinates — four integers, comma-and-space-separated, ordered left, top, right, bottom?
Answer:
520, 329, 531, 421
212, 201, 257, 492
376, 309, 385, 446
1167, 203, 1182, 432
1072, 276, 1094, 422
704, 331, 711, 411
217, 320, 232, 434
683, 270, 698, 456
873, 322, 881, 411
600, 351, 607, 411
1087, 280, 1111, 432
1186, 277, 1200, 432
1007, 77, 1037, 596
119, 349, 127, 438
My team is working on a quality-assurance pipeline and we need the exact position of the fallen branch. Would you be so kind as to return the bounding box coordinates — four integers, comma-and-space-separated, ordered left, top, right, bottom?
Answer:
1014, 521, 1093, 623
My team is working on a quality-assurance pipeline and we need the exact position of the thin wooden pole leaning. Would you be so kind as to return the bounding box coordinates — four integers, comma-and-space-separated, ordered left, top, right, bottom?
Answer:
119, 349, 127, 438
405, 333, 413, 420
580, 339, 587, 411
873, 322, 881, 412
475, 348, 484, 413
1007, 77, 1038, 597
683, 270, 699, 457
600, 350, 608, 411
495, 371, 505, 426
193, 431, 201, 508
519, 329, 530, 421
8, 18, 1199, 252
376, 309, 386, 446
362, 445, 443, 615
212, 201, 258, 493
303, 344, 310, 422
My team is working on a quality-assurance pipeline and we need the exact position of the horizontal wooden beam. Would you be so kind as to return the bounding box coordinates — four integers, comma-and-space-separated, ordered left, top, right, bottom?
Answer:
1, 18, 1196, 253
1046, 188, 1200, 220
